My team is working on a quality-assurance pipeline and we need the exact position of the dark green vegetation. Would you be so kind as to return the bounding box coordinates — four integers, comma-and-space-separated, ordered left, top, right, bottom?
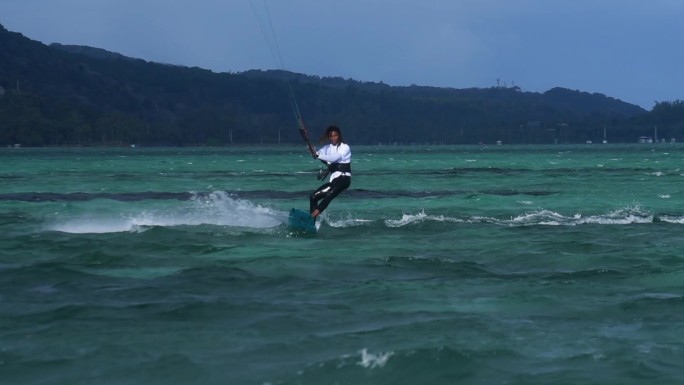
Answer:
1, 23, 683, 147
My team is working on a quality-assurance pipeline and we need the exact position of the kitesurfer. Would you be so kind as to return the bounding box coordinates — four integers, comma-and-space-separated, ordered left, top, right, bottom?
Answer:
310, 125, 351, 219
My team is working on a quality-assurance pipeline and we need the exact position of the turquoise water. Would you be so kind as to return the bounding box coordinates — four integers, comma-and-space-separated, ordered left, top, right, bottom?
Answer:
1, 144, 684, 384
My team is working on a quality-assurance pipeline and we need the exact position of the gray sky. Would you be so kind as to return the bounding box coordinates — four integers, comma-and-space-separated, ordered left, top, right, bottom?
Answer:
1, 0, 683, 110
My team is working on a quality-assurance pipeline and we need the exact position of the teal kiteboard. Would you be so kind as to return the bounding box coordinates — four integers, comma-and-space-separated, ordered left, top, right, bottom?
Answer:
288, 208, 317, 233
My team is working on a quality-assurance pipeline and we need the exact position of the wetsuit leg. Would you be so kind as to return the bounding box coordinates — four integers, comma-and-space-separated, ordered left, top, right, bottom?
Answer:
310, 183, 332, 213
310, 176, 351, 214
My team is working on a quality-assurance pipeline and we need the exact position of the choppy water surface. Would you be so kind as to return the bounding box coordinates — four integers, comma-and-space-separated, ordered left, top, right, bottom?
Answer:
1, 144, 684, 384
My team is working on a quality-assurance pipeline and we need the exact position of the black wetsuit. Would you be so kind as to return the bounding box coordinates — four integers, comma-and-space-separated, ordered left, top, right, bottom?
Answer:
310, 142, 351, 215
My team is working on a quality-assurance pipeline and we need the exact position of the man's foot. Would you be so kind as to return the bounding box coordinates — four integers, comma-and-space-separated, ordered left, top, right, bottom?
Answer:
311, 209, 320, 219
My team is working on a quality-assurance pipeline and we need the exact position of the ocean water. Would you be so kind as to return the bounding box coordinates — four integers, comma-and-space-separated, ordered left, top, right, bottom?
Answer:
1, 144, 684, 385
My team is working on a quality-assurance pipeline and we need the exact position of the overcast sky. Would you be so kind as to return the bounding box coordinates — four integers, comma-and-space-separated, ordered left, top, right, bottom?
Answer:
1, 0, 683, 110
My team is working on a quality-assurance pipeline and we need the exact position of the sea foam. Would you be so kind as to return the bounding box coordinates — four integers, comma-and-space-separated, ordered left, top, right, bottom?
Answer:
46, 191, 283, 234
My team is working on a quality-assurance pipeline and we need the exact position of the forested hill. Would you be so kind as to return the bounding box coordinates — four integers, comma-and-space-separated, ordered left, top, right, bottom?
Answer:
1, 23, 681, 147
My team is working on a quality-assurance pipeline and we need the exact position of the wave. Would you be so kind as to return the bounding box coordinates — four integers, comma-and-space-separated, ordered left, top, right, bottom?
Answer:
33, 190, 684, 234
503, 206, 654, 226
382, 205, 682, 228
46, 191, 285, 234
659, 215, 684, 224
270, 345, 518, 385
315, 206, 669, 231
385, 211, 464, 227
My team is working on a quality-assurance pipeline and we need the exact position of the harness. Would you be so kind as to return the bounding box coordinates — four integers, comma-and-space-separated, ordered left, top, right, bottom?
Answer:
328, 162, 351, 173
317, 162, 351, 180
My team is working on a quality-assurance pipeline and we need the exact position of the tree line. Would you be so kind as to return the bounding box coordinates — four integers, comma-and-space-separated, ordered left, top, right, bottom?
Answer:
1, 24, 683, 147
